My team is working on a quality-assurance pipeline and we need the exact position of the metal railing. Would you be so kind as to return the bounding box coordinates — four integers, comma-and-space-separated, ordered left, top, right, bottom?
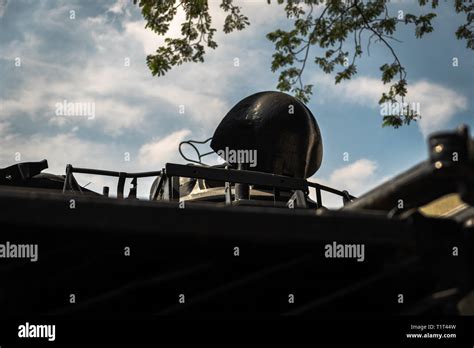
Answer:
62, 162, 356, 207
62, 164, 162, 199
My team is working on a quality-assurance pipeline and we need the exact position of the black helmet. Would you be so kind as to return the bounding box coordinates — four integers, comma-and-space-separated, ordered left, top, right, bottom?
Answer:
211, 91, 323, 178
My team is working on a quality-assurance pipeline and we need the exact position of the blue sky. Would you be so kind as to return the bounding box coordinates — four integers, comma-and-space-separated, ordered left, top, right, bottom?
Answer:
0, 0, 472, 204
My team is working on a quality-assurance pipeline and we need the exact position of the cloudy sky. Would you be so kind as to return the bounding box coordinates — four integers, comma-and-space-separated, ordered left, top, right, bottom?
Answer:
0, 0, 472, 205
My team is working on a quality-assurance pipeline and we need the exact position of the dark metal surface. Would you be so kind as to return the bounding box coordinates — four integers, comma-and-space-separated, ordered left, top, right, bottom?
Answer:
0, 185, 470, 316
234, 163, 250, 201
0, 159, 48, 184
211, 91, 323, 178
0, 185, 416, 245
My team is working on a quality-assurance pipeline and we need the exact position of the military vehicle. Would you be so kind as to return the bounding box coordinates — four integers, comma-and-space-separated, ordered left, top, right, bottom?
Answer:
0, 91, 473, 316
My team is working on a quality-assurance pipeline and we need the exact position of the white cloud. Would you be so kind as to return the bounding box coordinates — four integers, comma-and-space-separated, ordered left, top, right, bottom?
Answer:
0, 0, 7, 17
107, 0, 130, 16
0, 132, 113, 172
327, 159, 378, 194
138, 129, 191, 169
93, 98, 147, 136
331, 76, 381, 105
0, 121, 10, 137
0, 72, 148, 136
317, 76, 469, 137
124, 20, 163, 54
311, 159, 381, 208
0, 2, 246, 132
409, 81, 469, 137
328, 158, 377, 195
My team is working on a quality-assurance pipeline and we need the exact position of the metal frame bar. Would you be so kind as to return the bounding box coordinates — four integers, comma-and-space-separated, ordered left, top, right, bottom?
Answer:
60, 163, 355, 207
62, 164, 162, 198
307, 181, 356, 207
307, 182, 356, 200
165, 163, 309, 191
166, 163, 355, 206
